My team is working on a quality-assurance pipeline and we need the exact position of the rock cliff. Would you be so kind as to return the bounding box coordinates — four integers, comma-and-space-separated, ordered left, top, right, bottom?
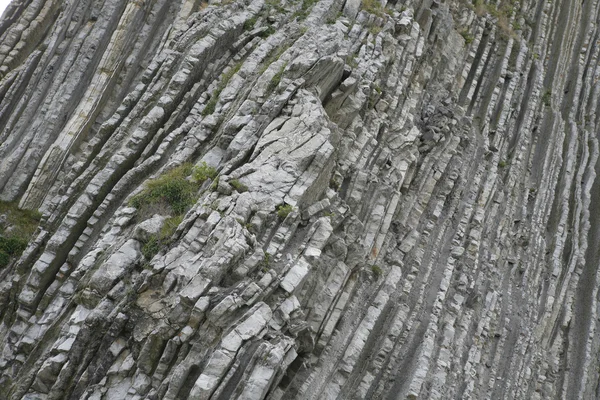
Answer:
0, 0, 599, 398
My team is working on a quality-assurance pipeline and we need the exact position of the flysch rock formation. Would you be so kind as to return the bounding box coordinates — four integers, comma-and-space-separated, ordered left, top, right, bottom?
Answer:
0, 0, 599, 398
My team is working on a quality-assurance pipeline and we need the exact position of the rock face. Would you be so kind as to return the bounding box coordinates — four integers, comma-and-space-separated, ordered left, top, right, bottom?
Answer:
0, 0, 599, 398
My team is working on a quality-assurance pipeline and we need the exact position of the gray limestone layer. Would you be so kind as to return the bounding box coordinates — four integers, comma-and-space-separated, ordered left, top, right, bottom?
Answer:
0, 0, 599, 399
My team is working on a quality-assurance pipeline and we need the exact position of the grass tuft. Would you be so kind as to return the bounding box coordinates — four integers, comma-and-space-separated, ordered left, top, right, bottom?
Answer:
130, 163, 197, 216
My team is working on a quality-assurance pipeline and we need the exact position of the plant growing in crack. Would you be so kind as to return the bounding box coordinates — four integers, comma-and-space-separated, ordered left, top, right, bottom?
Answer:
267, 62, 287, 93
229, 179, 248, 193
202, 60, 244, 116
541, 89, 552, 107
371, 264, 383, 277
141, 215, 183, 260
277, 204, 294, 220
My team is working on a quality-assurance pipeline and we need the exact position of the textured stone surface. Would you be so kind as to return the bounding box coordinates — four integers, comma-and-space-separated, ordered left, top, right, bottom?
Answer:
1, 0, 600, 399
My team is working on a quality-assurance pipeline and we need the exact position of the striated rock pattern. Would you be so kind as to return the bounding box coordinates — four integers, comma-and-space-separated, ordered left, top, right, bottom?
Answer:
0, 0, 600, 399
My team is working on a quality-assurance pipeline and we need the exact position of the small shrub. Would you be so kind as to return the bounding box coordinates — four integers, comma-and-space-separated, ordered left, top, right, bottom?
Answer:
460, 29, 474, 44
193, 162, 218, 184
244, 16, 258, 31
264, 251, 271, 266
541, 89, 552, 107
229, 179, 248, 193
371, 265, 383, 276
330, 177, 341, 191
498, 160, 507, 168
277, 204, 293, 220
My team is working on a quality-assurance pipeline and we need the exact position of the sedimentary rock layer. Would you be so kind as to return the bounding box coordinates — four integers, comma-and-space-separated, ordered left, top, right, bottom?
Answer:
0, 0, 599, 398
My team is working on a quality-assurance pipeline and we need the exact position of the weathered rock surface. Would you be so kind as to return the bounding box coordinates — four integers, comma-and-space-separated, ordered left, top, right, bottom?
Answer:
0, 0, 599, 398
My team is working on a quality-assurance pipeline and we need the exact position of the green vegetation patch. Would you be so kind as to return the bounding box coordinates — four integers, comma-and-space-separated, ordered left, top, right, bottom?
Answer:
362, 0, 388, 17
294, 0, 318, 20
266, 0, 285, 13
130, 162, 218, 218
541, 89, 552, 107
130, 163, 198, 216
202, 61, 244, 116
132, 162, 219, 259
0, 236, 28, 256
277, 204, 294, 220
141, 215, 182, 261
0, 251, 9, 268
0, 201, 41, 268
193, 161, 218, 184
460, 29, 474, 44
244, 16, 258, 31
267, 62, 287, 93
371, 264, 383, 276
229, 179, 248, 193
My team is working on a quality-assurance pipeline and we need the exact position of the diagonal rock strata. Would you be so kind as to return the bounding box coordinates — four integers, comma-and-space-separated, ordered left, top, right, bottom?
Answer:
1, 0, 600, 399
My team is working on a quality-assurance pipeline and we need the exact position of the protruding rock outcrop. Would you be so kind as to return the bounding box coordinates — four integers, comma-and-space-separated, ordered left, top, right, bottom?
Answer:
1, 0, 600, 399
